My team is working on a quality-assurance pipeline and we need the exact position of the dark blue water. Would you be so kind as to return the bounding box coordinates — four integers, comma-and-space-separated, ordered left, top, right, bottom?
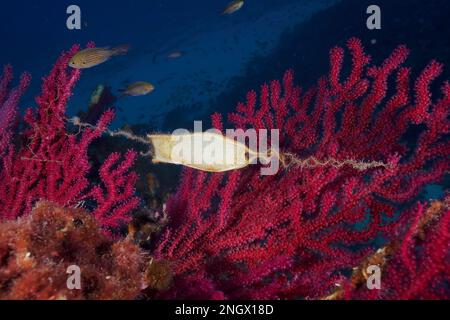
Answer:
2, 0, 450, 132
2, 0, 316, 126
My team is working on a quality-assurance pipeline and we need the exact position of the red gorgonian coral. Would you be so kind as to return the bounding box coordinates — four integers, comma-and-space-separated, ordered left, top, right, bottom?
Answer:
0, 38, 448, 301
0, 65, 30, 161
152, 38, 449, 299
338, 199, 450, 300
0, 45, 139, 232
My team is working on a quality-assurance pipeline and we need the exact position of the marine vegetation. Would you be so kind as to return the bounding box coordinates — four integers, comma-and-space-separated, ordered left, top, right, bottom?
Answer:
0, 45, 139, 233
0, 38, 448, 299
0, 201, 145, 299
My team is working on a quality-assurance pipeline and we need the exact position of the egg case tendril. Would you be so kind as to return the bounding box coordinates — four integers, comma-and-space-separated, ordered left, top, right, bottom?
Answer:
65, 116, 392, 172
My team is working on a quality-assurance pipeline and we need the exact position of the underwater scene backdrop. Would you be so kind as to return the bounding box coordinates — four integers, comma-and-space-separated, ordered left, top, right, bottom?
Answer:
0, 0, 449, 300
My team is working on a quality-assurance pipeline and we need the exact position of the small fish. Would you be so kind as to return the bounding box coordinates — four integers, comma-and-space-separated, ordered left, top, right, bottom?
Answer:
89, 84, 106, 106
167, 51, 183, 59
119, 81, 155, 97
222, 0, 244, 15
68, 44, 130, 69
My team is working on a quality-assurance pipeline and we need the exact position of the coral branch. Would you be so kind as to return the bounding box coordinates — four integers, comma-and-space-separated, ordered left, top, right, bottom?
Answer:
0, 66, 30, 158
0, 46, 139, 233
152, 38, 449, 299
90, 150, 140, 230
325, 199, 449, 300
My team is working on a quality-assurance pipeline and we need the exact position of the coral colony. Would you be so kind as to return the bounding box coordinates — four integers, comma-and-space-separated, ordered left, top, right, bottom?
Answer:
0, 38, 449, 299
0, 46, 139, 231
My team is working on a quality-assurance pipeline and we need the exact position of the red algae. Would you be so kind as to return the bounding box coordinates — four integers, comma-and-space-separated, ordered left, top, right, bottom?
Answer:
0, 201, 145, 300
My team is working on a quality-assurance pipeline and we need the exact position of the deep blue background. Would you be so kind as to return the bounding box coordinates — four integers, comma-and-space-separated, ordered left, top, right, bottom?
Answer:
1, 0, 312, 125
0, 0, 299, 80
1, 0, 450, 133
